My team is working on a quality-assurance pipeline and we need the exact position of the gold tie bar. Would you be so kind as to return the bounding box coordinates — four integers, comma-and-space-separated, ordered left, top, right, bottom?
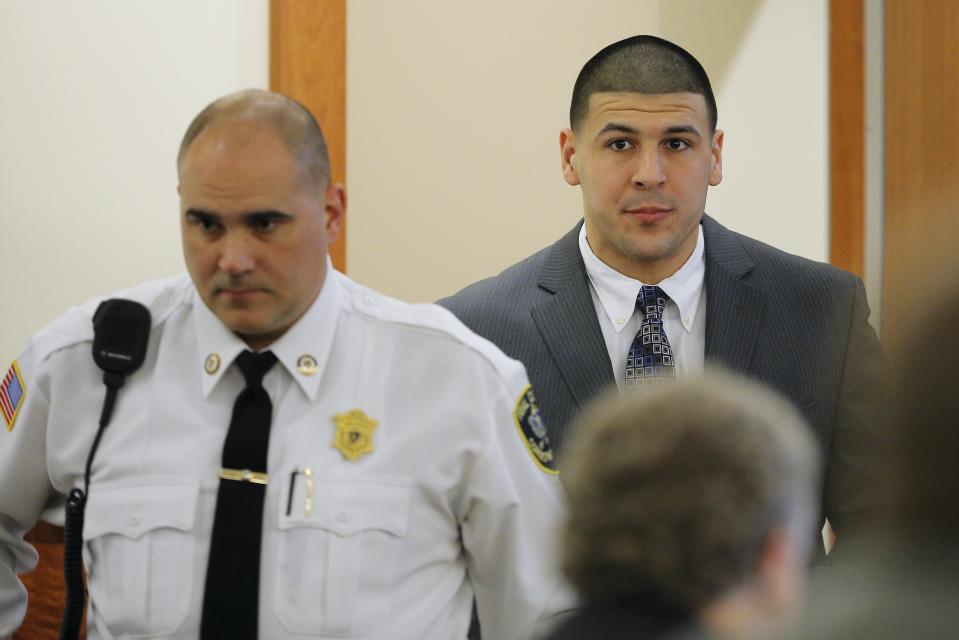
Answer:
219, 468, 268, 485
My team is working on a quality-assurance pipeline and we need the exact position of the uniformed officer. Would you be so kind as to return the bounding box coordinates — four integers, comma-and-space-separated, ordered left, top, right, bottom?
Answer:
0, 90, 571, 639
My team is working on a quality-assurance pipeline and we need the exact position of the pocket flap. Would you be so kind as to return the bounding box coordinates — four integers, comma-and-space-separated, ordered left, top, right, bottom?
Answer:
279, 477, 410, 537
84, 480, 199, 541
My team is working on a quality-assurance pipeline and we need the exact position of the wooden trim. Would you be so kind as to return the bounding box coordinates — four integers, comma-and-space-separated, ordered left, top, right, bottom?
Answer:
882, 0, 959, 344
829, 0, 865, 278
270, 0, 347, 273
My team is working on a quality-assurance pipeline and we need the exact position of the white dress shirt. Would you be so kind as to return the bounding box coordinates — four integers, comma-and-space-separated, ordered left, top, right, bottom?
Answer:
579, 224, 707, 388
0, 268, 570, 639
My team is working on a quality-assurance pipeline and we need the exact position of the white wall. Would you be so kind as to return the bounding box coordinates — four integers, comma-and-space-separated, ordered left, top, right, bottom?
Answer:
704, 1, 829, 258
347, 0, 828, 302
0, 0, 268, 363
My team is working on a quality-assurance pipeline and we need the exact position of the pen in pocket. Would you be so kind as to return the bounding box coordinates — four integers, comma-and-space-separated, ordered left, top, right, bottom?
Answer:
286, 467, 314, 517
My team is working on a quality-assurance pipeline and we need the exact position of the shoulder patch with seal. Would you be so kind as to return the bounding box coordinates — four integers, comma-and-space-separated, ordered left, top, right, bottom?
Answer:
513, 385, 558, 474
1, 361, 26, 432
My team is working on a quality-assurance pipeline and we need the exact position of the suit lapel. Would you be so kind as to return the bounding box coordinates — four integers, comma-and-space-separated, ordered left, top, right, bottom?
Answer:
531, 223, 615, 409
702, 215, 766, 374
528, 217, 766, 403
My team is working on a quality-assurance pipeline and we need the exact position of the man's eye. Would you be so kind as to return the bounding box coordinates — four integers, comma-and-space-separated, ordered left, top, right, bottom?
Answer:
250, 218, 277, 232
189, 216, 221, 233
609, 139, 633, 151
664, 139, 689, 151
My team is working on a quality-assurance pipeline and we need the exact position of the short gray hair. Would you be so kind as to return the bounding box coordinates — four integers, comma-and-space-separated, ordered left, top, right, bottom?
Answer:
177, 89, 330, 188
561, 370, 820, 610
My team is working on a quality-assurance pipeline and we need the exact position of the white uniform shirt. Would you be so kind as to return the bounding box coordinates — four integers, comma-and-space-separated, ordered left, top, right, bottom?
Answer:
0, 270, 570, 639
579, 224, 707, 387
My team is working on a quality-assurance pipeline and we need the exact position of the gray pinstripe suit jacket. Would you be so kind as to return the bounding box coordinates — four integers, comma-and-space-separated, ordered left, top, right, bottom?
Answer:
439, 215, 886, 544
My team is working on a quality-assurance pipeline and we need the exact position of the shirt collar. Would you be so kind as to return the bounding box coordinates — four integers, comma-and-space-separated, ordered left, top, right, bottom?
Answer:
578, 223, 705, 334
193, 262, 342, 400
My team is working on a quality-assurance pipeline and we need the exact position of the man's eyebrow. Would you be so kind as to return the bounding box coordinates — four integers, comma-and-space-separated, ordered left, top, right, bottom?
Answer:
596, 122, 638, 137
243, 210, 293, 222
184, 209, 294, 222
185, 208, 219, 221
663, 125, 702, 138
595, 123, 704, 139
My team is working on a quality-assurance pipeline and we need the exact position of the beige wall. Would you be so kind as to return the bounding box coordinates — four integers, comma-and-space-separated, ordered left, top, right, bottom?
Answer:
0, 1, 268, 363
1, 0, 827, 363
347, 0, 828, 302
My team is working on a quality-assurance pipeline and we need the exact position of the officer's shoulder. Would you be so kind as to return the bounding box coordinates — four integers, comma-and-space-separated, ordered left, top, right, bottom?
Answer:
24, 275, 193, 365
339, 274, 527, 382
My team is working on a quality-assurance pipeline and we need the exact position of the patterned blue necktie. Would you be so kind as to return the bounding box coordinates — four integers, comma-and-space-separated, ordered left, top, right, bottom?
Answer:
625, 285, 676, 390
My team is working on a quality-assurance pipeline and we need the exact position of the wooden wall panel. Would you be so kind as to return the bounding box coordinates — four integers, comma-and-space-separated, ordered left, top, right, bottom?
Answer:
883, 0, 959, 345
270, 0, 348, 273
829, 0, 865, 278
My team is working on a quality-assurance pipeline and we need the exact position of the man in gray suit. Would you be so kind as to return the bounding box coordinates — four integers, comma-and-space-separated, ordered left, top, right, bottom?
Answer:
439, 35, 885, 559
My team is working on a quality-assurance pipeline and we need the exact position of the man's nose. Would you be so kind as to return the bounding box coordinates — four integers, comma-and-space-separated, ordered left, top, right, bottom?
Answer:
218, 233, 255, 275
631, 148, 667, 188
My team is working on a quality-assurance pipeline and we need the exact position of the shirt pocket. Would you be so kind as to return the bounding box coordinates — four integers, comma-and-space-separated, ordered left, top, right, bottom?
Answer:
83, 480, 199, 638
273, 475, 411, 636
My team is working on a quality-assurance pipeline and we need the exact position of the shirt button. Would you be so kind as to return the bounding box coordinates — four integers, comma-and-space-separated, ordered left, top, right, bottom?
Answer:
683, 316, 690, 325
128, 515, 140, 528
363, 295, 376, 306
616, 317, 625, 324
335, 510, 351, 523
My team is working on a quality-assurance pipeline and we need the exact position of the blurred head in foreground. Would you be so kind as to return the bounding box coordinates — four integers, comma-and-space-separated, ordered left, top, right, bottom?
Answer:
558, 371, 820, 640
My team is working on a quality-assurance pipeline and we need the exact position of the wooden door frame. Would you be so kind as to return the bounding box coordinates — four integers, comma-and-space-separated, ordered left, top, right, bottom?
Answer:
270, 0, 348, 272
829, 0, 865, 279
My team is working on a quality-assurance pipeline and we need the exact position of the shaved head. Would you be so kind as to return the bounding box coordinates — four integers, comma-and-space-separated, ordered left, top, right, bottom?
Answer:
177, 89, 330, 189
570, 35, 717, 132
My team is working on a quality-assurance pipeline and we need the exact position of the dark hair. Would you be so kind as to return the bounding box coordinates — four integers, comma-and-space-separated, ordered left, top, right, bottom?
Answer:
570, 35, 717, 132
177, 89, 330, 187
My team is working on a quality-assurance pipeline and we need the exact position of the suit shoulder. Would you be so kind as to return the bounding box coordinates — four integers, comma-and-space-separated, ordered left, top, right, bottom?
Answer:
338, 274, 530, 389
723, 226, 860, 291
437, 243, 554, 317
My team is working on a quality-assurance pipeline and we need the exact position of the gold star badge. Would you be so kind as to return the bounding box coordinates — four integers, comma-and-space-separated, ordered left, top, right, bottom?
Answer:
332, 409, 379, 461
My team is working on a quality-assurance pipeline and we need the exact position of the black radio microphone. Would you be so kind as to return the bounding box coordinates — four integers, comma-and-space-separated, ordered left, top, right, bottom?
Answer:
91, 299, 152, 423
61, 298, 151, 640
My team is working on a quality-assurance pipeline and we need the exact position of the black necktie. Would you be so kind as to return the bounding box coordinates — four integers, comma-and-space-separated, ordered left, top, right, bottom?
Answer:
625, 285, 677, 390
201, 350, 278, 639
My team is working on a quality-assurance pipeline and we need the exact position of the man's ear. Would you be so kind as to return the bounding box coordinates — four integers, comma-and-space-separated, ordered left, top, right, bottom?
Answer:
754, 526, 806, 616
560, 128, 581, 186
324, 183, 346, 245
709, 129, 724, 187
